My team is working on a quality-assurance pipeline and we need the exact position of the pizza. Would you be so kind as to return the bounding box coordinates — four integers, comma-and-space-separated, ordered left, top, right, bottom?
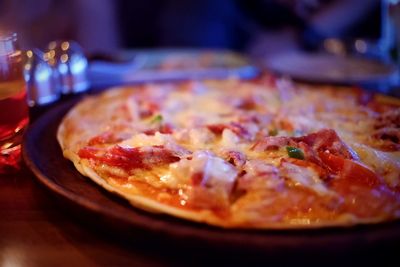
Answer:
57, 77, 400, 229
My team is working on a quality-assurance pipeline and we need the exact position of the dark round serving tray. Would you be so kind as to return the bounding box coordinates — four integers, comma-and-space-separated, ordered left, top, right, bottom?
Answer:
23, 98, 400, 262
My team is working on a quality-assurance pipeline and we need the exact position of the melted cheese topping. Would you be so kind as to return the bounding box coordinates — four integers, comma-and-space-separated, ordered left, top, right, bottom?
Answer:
95, 81, 399, 194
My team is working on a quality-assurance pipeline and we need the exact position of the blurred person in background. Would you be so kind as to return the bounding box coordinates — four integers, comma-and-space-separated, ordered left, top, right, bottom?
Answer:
120, 0, 380, 57
0, 0, 120, 53
0, 0, 380, 57
239, 0, 380, 58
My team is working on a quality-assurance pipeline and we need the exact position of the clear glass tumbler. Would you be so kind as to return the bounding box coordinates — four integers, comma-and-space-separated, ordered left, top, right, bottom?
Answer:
0, 32, 29, 171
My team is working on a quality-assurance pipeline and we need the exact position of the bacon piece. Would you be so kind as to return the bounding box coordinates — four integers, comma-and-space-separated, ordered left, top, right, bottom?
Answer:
319, 151, 382, 188
207, 122, 250, 139
373, 127, 400, 144
139, 102, 160, 118
372, 109, 400, 150
143, 129, 156, 135
278, 119, 295, 132
159, 123, 174, 134
78, 145, 180, 171
191, 172, 204, 186
322, 148, 399, 219
87, 132, 123, 146
78, 146, 99, 159
144, 123, 174, 135
139, 109, 154, 118
235, 96, 258, 110
251, 136, 291, 151
375, 109, 400, 129
293, 129, 357, 159
206, 124, 226, 135
257, 74, 277, 87
221, 150, 246, 167
238, 113, 273, 125
296, 141, 325, 165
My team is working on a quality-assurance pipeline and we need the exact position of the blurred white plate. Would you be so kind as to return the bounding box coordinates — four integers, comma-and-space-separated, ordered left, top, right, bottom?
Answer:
266, 52, 398, 85
89, 49, 258, 87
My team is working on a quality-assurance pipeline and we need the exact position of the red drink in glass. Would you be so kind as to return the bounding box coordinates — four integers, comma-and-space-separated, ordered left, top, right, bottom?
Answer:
0, 32, 28, 170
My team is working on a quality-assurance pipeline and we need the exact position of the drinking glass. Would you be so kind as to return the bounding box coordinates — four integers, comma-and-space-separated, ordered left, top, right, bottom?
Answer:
0, 32, 29, 171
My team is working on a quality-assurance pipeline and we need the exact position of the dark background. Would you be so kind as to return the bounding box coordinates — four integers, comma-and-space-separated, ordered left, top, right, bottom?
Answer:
0, 0, 382, 55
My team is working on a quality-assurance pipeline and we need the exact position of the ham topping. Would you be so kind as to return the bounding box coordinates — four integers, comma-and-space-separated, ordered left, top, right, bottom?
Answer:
78, 145, 181, 171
